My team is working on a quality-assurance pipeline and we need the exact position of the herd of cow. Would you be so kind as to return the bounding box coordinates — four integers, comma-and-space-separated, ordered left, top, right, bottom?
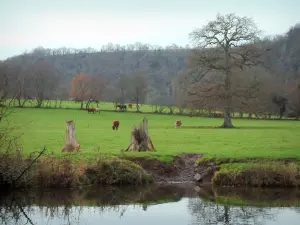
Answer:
116, 103, 142, 111
82, 103, 142, 114
110, 119, 182, 130
80, 107, 182, 130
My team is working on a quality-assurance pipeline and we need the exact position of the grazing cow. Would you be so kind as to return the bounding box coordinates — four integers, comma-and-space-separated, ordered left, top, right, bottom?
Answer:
112, 120, 120, 130
87, 108, 96, 114
175, 120, 182, 128
116, 104, 127, 111
215, 113, 223, 118
128, 104, 133, 108
95, 108, 100, 113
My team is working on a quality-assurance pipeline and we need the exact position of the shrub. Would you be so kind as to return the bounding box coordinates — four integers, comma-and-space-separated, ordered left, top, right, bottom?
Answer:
36, 154, 86, 188
213, 162, 300, 187
0, 153, 152, 189
85, 158, 152, 185
0, 150, 36, 188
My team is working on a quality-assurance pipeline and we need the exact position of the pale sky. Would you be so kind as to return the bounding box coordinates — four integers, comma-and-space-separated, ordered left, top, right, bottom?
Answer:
0, 0, 299, 60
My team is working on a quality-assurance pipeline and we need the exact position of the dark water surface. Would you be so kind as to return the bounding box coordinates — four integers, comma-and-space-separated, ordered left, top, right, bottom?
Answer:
1, 184, 300, 225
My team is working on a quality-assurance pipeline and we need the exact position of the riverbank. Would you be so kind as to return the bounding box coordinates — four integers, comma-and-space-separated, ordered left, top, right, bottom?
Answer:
1, 107, 299, 189
1, 152, 300, 189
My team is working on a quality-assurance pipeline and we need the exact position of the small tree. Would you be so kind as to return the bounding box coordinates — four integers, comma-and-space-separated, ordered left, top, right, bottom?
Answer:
287, 81, 300, 119
171, 77, 188, 114
187, 13, 269, 128
127, 73, 148, 112
70, 73, 91, 108
117, 75, 129, 105
0, 62, 20, 152
70, 73, 107, 108
85, 75, 108, 109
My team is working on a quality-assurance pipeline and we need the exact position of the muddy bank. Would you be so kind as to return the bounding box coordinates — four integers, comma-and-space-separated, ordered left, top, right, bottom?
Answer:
127, 154, 214, 184
129, 155, 300, 188
2, 150, 300, 190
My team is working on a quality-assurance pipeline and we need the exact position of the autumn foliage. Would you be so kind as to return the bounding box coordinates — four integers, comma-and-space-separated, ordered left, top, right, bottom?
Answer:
70, 73, 108, 108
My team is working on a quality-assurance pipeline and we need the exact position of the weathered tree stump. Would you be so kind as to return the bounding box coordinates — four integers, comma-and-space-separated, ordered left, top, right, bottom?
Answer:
123, 117, 155, 152
62, 120, 80, 152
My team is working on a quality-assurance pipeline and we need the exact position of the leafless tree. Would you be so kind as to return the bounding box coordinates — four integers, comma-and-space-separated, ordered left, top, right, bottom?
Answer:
85, 75, 108, 108
171, 76, 188, 114
127, 73, 148, 112
0, 62, 21, 155
287, 82, 300, 119
29, 60, 60, 108
187, 13, 270, 127
116, 75, 129, 105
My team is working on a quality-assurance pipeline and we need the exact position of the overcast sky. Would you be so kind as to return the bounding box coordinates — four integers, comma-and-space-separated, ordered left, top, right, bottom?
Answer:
0, 0, 299, 60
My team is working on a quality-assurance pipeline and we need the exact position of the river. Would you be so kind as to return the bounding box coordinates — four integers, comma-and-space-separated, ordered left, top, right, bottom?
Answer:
1, 184, 300, 225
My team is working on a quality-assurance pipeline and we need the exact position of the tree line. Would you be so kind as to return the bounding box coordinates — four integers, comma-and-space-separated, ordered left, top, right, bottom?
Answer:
1, 13, 300, 127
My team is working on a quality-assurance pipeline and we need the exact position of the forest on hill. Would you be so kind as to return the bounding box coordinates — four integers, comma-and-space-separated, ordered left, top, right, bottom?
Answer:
0, 14, 299, 121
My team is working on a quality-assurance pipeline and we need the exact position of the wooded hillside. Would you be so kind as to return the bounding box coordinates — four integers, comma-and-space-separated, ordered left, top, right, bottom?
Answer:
0, 18, 299, 120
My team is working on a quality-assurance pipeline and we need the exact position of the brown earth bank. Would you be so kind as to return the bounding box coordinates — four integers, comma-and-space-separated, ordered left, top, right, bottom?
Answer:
1, 151, 300, 190
128, 155, 300, 188
127, 154, 215, 184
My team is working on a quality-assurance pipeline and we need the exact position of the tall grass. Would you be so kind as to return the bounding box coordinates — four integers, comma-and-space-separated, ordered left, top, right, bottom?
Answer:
0, 152, 152, 189
213, 162, 300, 187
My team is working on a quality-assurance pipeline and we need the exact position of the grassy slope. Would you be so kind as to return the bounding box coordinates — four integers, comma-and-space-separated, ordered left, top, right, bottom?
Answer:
7, 107, 300, 163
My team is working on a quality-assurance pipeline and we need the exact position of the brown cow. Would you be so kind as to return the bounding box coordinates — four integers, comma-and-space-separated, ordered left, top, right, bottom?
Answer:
112, 120, 120, 130
215, 113, 223, 118
128, 104, 132, 108
175, 120, 182, 128
87, 108, 96, 114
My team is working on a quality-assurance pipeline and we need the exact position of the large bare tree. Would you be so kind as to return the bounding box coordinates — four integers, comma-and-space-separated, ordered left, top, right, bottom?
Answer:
116, 75, 130, 105
171, 76, 188, 115
187, 13, 269, 127
127, 73, 148, 112
84, 75, 108, 108
70, 73, 108, 108
28, 60, 60, 108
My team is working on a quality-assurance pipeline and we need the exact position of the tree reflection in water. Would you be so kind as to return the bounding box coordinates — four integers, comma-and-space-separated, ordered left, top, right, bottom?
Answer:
187, 198, 279, 225
1, 184, 300, 225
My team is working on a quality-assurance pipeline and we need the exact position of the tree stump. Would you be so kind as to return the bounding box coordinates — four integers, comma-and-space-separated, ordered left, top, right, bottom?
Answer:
123, 117, 155, 152
62, 120, 80, 152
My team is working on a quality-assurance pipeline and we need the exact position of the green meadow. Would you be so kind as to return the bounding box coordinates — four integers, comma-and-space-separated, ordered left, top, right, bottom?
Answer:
6, 105, 300, 163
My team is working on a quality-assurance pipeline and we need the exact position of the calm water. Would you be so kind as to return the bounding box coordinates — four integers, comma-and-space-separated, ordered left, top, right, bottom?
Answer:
1, 184, 300, 225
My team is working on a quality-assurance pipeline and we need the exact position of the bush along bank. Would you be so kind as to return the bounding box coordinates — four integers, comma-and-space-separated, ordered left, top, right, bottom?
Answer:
195, 157, 300, 188
0, 152, 152, 190
2, 151, 300, 189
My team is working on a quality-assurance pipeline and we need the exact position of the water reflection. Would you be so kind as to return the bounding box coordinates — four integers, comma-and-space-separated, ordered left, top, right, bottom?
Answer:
1, 184, 300, 225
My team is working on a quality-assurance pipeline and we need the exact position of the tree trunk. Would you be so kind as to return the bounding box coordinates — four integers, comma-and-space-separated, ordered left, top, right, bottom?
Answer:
62, 120, 80, 152
86, 100, 92, 109
221, 50, 234, 128
221, 107, 234, 128
123, 117, 155, 152
36, 99, 43, 108
248, 113, 252, 119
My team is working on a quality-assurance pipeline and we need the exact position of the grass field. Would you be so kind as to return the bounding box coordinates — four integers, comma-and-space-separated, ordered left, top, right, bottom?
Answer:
8, 100, 169, 113
6, 106, 300, 163
7, 99, 283, 119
